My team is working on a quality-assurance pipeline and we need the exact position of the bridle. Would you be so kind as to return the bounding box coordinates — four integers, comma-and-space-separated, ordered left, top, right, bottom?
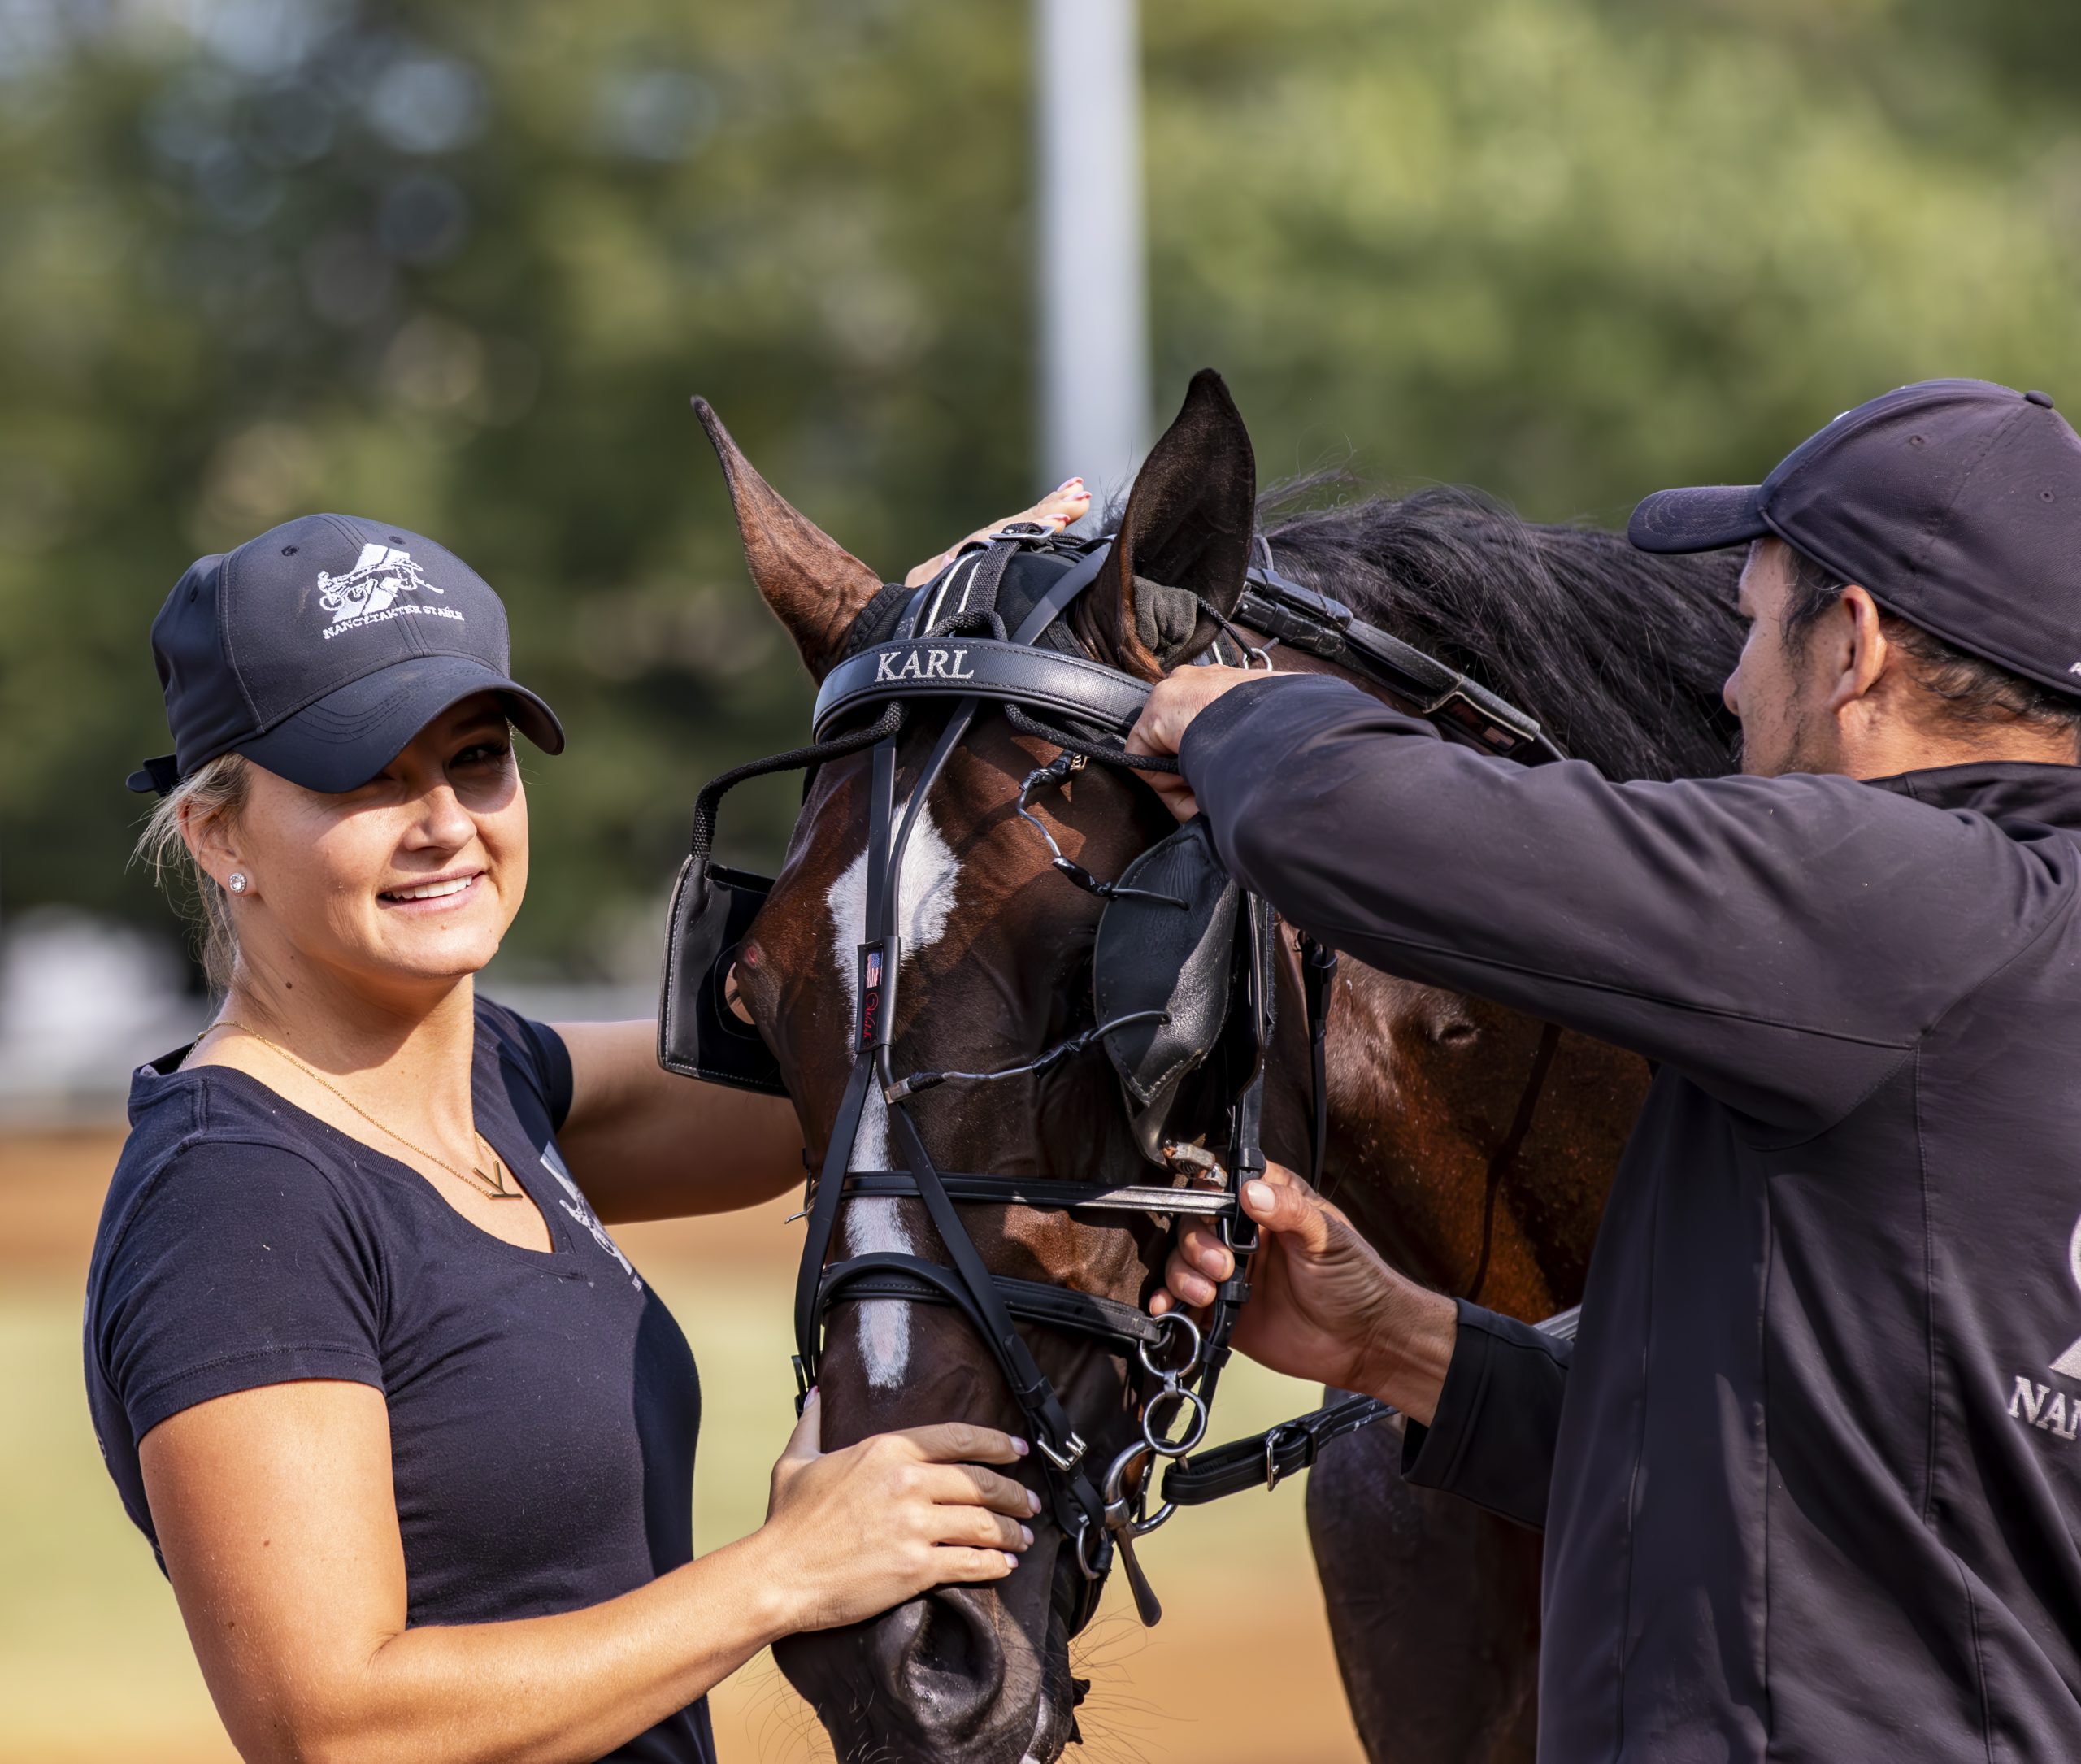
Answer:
662, 524, 1571, 1633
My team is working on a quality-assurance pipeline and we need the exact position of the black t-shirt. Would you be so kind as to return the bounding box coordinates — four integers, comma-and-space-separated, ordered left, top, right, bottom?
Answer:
83, 997, 714, 1764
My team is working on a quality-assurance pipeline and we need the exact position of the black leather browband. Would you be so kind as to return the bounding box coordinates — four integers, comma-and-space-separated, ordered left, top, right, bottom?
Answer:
814, 638, 1153, 741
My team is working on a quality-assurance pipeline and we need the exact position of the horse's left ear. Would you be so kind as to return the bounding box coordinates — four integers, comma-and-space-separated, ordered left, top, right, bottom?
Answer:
1075, 369, 1257, 681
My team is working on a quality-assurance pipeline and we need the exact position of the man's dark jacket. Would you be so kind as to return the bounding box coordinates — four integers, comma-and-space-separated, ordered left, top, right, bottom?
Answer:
1182, 673, 2081, 1763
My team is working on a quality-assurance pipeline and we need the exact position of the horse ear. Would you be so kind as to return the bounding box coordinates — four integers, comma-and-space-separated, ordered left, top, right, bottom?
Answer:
1075, 369, 1257, 682
693, 398, 884, 682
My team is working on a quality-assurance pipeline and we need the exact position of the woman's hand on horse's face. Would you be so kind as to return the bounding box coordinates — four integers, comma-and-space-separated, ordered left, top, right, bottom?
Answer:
1150, 1162, 1459, 1427
1126, 666, 1274, 822
754, 1392, 1044, 1633
904, 480, 1093, 588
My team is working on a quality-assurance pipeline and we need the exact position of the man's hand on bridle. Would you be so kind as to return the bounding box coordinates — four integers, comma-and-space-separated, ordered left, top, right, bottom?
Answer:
1125, 666, 1271, 822
1149, 1160, 1459, 1428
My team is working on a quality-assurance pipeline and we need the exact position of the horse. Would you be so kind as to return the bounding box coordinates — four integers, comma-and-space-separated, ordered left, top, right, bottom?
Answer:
693, 371, 1742, 1762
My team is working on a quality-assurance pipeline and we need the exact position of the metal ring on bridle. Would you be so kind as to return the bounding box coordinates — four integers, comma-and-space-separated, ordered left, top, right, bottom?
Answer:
1140, 1384, 1210, 1457
1101, 1437, 1176, 1540
1138, 1310, 1202, 1382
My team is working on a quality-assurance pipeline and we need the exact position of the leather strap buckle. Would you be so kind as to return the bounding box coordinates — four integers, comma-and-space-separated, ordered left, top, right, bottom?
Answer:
1263, 1420, 1302, 1493
1038, 1428, 1088, 1473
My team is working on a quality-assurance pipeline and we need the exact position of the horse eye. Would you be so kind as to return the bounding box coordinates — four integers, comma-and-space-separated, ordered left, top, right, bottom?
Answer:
1436, 1020, 1479, 1049
723, 962, 756, 1025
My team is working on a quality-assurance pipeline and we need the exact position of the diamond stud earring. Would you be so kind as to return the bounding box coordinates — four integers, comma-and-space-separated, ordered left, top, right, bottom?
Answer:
227, 872, 250, 895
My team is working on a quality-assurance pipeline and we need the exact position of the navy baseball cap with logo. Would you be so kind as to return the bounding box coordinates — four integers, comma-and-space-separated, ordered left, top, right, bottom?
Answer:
128, 512, 564, 795
1630, 378, 2081, 698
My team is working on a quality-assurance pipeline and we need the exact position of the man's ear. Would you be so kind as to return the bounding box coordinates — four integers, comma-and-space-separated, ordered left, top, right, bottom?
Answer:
1827, 583, 1892, 714
1074, 369, 1257, 682
693, 398, 884, 683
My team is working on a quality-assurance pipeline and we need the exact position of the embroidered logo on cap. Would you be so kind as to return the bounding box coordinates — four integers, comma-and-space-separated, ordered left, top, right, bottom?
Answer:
316, 543, 466, 641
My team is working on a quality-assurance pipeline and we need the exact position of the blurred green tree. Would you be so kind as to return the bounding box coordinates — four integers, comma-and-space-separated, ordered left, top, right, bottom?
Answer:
4, 0, 2079, 977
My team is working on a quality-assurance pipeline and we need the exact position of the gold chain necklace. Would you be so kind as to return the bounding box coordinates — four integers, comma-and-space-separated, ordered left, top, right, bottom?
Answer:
207, 1020, 525, 1201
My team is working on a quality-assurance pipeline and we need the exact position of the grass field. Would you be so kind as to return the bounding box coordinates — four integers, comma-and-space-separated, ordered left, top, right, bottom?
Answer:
0, 1132, 1365, 1764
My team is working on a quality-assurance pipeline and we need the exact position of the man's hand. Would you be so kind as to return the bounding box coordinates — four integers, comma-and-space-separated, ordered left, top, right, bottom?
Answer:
1151, 1162, 1458, 1426
906, 480, 1093, 588
1124, 665, 1273, 821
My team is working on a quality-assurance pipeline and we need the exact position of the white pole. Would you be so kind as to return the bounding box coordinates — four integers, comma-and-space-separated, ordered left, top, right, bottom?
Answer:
1035, 0, 1149, 510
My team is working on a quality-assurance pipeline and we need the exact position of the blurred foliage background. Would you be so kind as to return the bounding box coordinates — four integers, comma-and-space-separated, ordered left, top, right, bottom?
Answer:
7, 0, 2081, 980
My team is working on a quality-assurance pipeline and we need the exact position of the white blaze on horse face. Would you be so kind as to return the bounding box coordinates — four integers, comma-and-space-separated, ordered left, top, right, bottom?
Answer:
828, 797, 962, 1390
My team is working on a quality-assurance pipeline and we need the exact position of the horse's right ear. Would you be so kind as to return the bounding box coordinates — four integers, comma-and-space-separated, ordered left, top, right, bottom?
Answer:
1075, 369, 1257, 682
693, 398, 884, 682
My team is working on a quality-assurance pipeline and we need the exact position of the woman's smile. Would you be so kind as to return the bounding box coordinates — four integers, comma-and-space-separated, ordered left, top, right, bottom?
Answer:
377, 867, 488, 912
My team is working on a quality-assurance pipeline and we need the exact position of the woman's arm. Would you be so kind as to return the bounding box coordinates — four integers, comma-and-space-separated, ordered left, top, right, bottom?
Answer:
553, 1019, 802, 1223
143, 1380, 1036, 1764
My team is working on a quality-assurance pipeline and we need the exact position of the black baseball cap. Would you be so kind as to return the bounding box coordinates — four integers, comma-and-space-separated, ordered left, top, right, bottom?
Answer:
128, 512, 563, 795
1629, 379, 2081, 698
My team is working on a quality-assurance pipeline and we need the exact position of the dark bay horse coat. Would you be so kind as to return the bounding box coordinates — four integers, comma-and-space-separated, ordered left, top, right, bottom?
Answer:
1185, 671, 2081, 1763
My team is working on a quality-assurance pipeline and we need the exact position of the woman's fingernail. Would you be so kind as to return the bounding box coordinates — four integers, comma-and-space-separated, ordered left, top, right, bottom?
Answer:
1019, 1524, 1034, 1545
1028, 1489, 1043, 1514
1012, 1436, 1030, 1457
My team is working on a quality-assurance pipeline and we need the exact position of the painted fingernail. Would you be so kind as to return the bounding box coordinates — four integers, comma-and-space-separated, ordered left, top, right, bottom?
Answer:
1019, 1524, 1034, 1545
1003, 1551, 1022, 1569
1012, 1436, 1030, 1457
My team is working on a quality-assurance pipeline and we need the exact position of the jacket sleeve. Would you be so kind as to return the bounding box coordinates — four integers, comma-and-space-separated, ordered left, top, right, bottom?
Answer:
1400, 1302, 1570, 1530
1181, 674, 2070, 1134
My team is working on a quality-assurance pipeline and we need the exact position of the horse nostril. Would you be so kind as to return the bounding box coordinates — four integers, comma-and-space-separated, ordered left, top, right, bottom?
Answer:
878, 1590, 1006, 1740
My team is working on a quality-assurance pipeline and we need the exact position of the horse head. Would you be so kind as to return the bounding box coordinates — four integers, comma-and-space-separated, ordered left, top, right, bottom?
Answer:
697, 373, 1305, 1762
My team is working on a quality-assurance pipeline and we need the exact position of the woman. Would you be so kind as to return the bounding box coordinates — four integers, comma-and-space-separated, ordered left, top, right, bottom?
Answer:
86, 489, 1088, 1764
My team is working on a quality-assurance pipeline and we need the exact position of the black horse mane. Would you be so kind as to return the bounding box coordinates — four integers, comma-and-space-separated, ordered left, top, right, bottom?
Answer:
1256, 480, 1747, 782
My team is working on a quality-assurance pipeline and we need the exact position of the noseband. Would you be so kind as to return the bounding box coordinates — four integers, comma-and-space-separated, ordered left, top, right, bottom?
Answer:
661, 526, 1568, 1632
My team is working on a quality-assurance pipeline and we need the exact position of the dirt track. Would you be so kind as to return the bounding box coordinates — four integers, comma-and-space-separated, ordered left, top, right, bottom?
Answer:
0, 1131, 1363, 1763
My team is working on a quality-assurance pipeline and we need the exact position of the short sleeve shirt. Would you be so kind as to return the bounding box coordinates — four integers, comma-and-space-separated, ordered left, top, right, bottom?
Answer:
83, 997, 714, 1764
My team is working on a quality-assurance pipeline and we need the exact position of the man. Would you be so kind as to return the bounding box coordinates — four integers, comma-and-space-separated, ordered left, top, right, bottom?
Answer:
1132, 379, 2081, 1760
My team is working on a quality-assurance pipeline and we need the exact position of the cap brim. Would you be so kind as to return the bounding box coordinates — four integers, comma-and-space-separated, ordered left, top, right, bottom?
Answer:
1627, 484, 1770, 554
235, 655, 565, 793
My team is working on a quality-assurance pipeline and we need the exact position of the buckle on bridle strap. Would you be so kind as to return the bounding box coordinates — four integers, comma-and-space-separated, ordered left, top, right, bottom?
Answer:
1263, 1419, 1303, 1493
1037, 1428, 1088, 1473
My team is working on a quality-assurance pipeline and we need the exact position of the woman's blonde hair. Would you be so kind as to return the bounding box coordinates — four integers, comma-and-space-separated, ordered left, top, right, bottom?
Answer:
133, 753, 253, 993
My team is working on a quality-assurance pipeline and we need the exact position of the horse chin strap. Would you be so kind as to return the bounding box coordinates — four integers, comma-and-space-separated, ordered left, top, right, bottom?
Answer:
680, 523, 1571, 1633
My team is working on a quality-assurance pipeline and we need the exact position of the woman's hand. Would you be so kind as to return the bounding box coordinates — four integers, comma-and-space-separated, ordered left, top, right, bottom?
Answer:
1150, 1161, 1459, 1426
756, 1392, 1042, 1633
905, 480, 1093, 587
